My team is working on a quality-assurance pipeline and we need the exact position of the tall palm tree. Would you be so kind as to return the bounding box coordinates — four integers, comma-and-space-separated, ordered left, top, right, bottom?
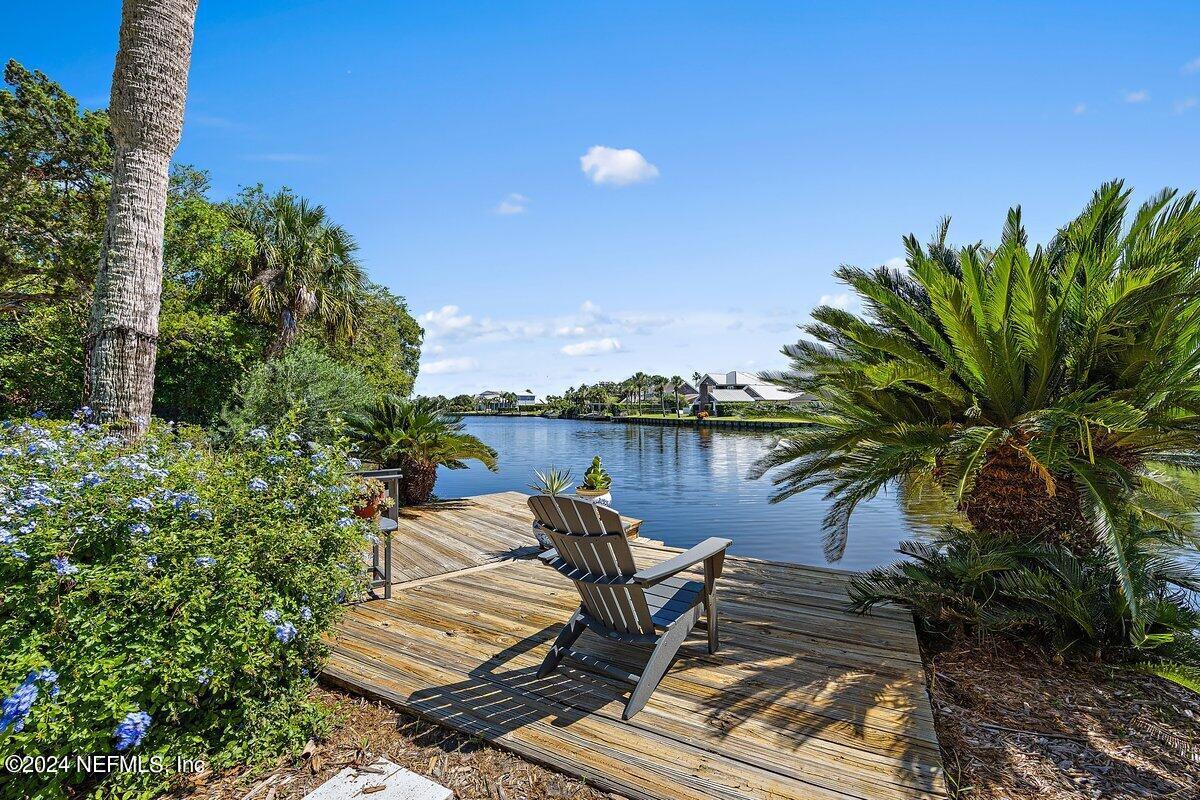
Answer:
348, 396, 498, 505
86, 0, 199, 435
670, 375, 684, 417
751, 182, 1200, 610
230, 190, 366, 356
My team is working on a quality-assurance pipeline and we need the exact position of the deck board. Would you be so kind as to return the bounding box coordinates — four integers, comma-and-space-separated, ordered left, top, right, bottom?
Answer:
328, 492, 948, 800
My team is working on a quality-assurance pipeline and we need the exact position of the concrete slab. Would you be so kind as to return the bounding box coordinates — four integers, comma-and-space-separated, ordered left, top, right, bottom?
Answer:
301, 758, 452, 800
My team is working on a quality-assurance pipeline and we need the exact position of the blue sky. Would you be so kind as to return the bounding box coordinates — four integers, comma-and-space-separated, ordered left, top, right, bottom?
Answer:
7, 2, 1200, 396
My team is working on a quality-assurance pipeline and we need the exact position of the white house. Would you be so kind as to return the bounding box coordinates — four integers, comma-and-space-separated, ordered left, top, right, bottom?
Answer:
475, 389, 538, 410
693, 371, 809, 414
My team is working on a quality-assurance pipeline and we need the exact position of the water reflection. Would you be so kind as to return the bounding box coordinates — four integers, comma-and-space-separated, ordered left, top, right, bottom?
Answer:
435, 417, 956, 572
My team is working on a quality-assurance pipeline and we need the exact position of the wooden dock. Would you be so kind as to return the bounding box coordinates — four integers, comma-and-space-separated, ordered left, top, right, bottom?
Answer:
325, 492, 948, 800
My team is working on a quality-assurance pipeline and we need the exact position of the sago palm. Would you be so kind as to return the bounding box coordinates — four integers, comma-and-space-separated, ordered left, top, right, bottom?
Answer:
752, 182, 1200, 611
348, 396, 498, 505
229, 189, 365, 356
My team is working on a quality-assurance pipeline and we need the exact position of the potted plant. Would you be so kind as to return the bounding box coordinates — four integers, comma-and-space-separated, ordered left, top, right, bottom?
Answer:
576, 456, 612, 506
352, 477, 395, 520
528, 467, 574, 549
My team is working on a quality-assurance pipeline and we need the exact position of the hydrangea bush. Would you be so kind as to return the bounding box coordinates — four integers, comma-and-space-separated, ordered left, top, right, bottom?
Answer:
0, 411, 370, 797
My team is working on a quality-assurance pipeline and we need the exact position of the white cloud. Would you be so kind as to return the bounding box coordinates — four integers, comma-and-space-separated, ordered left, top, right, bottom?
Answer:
818, 293, 853, 310
418, 305, 477, 338
1183, 57, 1200, 75
1123, 89, 1149, 104
885, 256, 906, 269
580, 146, 659, 186
1174, 97, 1198, 114
561, 337, 621, 357
422, 357, 478, 375
493, 193, 529, 215
1072, 102, 1088, 115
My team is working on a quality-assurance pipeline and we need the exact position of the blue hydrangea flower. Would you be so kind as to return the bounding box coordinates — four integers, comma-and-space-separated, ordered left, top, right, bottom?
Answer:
274, 622, 298, 643
262, 609, 281, 624
346, 457, 362, 470
266, 455, 286, 465
129, 497, 153, 513
31, 410, 47, 419
73, 406, 92, 419
249, 427, 269, 441
189, 509, 213, 522
77, 472, 103, 488
336, 517, 355, 529
248, 477, 269, 493
12, 551, 28, 561
197, 668, 213, 685
128, 522, 151, 537
299, 605, 313, 622
19, 521, 35, 535
0, 446, 19, 458
195, 556, 216, 568
0, 530, 13, 546
49, 556, 78, 576
0, 678, 39, 733
114, 710, 151, 751
286, 432, 302, 443
282, 501, 296, 512
145, 555, 158, 569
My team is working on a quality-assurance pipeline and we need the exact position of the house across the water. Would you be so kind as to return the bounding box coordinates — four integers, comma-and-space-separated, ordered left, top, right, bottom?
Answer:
694, 371, 809, 414
475, 389, 538, 410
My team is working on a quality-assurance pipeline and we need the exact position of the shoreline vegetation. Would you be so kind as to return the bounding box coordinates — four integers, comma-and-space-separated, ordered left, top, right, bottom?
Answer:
460, 409, 800, 429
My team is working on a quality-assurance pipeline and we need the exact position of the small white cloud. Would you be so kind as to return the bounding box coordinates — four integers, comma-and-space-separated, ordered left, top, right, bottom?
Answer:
422, 357, 478, 375
1072, 102, 1088, 115
554, 325, 587, 337
1174, 97, 1198, 114
493, 193, 529, 215
885, 256, 906, 269
1123, 89, 1149, 104
561, 337, 621, 357
1183, 57, 1200, 75
819, 293, 853, 310
418, 305, 476, 337
580, 146, 659, 186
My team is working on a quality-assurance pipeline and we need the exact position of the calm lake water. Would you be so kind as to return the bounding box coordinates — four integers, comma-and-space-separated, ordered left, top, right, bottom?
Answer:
435, 416, 949, 572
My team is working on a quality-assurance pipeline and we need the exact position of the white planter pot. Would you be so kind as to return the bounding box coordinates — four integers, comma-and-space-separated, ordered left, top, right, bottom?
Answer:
575, 487, 612, 506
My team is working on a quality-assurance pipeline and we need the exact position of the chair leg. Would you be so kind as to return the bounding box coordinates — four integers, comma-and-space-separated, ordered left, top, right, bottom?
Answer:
623, 619, 691, 720
537, 607, 586, 678
705, 591, 719, 654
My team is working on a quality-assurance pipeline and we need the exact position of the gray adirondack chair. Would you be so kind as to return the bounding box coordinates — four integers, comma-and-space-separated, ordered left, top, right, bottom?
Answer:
528, 494, 732, 720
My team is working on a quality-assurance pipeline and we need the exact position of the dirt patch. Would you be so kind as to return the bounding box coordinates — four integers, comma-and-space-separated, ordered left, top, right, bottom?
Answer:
168, 687, 620, 800
926, 638, 1200, 799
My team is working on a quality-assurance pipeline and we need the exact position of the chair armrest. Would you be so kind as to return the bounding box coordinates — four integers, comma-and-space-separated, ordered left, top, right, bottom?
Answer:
633, 537, 732, 587
537, 548, 559, 564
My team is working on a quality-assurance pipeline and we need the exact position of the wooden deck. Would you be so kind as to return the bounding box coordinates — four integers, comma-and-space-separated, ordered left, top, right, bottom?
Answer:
326, 492, 948, 800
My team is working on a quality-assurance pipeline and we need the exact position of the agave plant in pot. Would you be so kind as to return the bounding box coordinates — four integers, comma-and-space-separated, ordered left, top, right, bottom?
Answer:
576, 455, 612, 505
528, 466, 574, 549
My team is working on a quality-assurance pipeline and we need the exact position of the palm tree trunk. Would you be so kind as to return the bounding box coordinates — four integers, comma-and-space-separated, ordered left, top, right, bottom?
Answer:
400, 457, 438, 505
86, 0, 199, 435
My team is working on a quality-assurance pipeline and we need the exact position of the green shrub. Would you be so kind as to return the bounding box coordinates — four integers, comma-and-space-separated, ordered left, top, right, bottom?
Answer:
0, 412, 370, 797
217, 344, 374, 444
851, 525, 1200, 669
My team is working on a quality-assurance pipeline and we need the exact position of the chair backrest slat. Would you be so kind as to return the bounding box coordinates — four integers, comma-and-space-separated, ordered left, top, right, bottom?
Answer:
529, 495, 654, 635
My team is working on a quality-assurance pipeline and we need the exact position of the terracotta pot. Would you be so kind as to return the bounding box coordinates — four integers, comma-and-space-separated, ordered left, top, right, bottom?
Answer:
354, 497, 382, 519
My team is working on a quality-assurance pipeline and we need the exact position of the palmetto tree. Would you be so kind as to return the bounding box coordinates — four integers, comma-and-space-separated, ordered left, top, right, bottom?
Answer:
348, 396, 498, 505
670, 375, 683, 417
230, 190, 366, 356
86, 0, 199, 434
751, 182, 1200, 610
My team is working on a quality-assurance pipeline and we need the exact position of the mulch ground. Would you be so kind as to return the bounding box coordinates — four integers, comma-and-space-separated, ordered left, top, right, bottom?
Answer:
168, 687, 620, 800
925, 637, 1200, 799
